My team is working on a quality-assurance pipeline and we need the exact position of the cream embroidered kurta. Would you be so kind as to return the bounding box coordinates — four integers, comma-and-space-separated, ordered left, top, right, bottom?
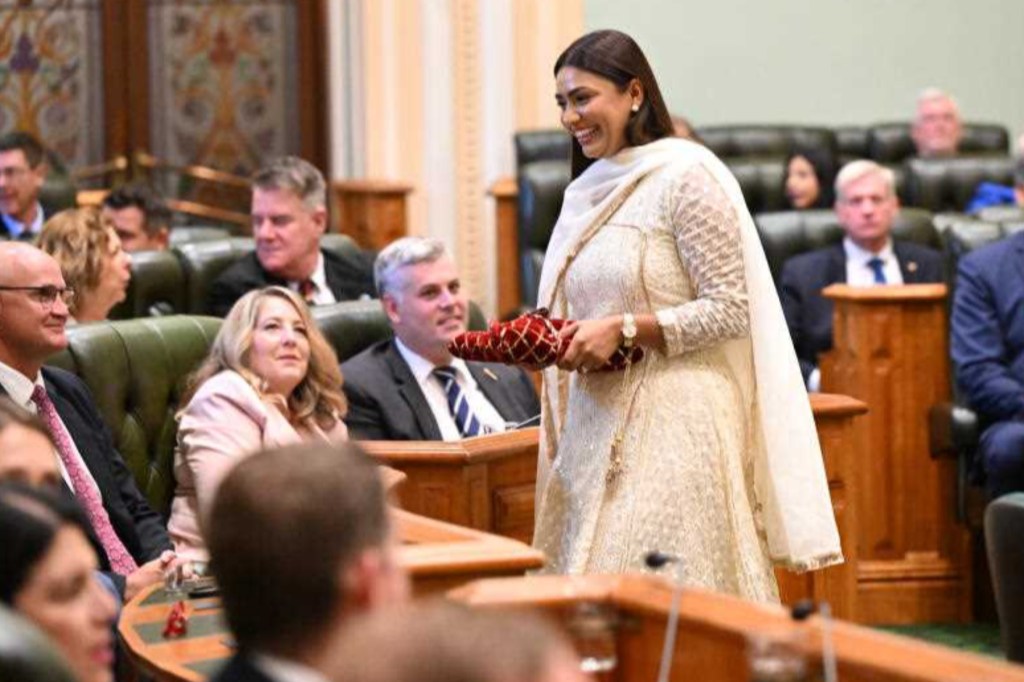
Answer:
533, 139, 842, 603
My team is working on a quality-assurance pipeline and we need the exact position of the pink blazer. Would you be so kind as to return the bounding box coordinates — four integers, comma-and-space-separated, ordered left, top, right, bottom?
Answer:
167, 370, 347, 560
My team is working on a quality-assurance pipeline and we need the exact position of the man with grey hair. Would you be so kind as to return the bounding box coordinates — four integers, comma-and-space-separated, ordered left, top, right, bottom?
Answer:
911, 88, 963, 158
341, 236, 538, 441
779, 160, 943, 389
206, 156, 375, 316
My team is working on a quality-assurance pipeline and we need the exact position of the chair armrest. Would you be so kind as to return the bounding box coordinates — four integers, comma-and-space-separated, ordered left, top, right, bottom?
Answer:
929, 401, 979, 459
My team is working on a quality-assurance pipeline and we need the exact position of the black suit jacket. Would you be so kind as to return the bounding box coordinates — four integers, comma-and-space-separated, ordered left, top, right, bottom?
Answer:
341, 339, 541, 441
779, 240, 945, 382
206, 248, 376, 317
210, 654, 277, 682
1, 367, 172, 595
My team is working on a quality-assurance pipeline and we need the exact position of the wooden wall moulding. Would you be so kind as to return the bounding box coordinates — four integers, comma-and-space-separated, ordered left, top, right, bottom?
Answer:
331, 179, 413, 251
361, 427, 541, 544
450, 574, 1024, 682
489, 177, 521, 317
821, 283, 971, 624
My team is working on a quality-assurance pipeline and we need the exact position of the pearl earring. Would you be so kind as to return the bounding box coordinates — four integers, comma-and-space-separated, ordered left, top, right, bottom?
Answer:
631, 103, 640, 112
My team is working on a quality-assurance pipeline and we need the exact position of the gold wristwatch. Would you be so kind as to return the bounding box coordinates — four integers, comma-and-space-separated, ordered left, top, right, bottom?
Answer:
621, 313, 637, 349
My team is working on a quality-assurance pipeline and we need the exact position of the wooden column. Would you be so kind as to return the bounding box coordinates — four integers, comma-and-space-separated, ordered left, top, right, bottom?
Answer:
777, 393, 867, 622
331, 179, 413, 250
821, 283, 970, 624
489, 177, 521, 318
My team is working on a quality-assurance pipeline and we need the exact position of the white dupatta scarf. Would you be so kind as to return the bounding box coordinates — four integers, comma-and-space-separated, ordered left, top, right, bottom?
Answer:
537, 138, 843, 571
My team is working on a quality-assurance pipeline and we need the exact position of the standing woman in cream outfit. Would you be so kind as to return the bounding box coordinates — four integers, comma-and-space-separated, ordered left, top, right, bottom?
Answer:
168, 286, 347, 560
533, 30, 841, 602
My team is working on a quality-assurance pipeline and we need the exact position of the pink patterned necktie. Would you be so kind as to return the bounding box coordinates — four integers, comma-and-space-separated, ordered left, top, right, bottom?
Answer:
30, 385, 138, 575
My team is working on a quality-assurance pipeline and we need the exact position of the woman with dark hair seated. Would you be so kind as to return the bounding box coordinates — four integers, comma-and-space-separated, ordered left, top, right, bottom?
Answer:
0, 483, 117, 682
167, 286, 349, 561
783, 146, 838, 209
37, 207, 131, 324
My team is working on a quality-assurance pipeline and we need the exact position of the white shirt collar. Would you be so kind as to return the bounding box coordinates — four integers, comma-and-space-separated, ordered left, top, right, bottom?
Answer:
842, 236, 894, 264
0, 359, 43, 408
393, 337, 474, 386
252, 653, 330, 682
1, 202, 44, 238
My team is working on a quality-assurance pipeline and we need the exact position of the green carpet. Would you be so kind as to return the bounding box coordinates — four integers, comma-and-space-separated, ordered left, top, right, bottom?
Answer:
877, 623, 1003, 658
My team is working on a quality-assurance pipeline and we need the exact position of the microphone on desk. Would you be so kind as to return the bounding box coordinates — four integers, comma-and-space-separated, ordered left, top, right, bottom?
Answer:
788, 599, 837, 682
644, 551, 685, 682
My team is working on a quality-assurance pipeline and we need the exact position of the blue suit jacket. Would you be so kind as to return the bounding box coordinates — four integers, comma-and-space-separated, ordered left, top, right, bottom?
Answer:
779, 240, 945, 382
951, 231, 1024, 423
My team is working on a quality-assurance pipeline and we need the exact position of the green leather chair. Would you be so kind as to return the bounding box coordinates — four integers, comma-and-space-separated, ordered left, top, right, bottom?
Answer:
174, 233, 372, 315
109, 250, 187, 319
168, 225, 233, 248
0, 605, 76, 682
47, 316, 221, 517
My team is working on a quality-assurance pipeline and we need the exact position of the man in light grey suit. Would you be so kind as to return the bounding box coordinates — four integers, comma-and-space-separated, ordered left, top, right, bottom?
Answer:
341, 237, 539, 441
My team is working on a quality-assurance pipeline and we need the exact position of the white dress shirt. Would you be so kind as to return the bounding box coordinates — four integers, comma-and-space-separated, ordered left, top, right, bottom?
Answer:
0, 361, 101, 497
394, 338, 507, 441
288, 252, 336, 305
1, 202, 44, 239
843, 237, 904, 287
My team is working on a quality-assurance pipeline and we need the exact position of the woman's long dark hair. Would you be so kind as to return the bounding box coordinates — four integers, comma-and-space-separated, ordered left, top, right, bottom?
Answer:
783, 145, 838, 209
0, 484, 91, 604
555, 30, 675, 179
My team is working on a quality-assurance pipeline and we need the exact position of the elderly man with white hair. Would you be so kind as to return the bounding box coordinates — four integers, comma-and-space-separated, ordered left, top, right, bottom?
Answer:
778, 160, 945, 390
911, 88, 963, 158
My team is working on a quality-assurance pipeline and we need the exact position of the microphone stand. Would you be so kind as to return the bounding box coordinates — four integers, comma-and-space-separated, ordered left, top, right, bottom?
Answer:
645, 551, 684, 682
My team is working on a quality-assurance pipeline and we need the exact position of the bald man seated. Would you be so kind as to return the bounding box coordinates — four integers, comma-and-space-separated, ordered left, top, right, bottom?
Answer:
0, 242, 174, 601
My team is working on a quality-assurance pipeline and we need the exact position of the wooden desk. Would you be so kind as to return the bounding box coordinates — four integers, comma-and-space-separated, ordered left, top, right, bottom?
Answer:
332, 179, 413, 250
117, 510, 543, 682
822, 284, 970, 624
451, 574, 1024, 682
363, 428, 540, 544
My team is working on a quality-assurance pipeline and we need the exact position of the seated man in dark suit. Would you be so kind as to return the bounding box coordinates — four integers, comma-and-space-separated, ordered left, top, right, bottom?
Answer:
780, 160, 944, 390
952, 231, 1024, 497
0, 242, 174, 601
342, 237, 540, 440
0, 132, 48, 241
206, 156, 375, 316
208, 441, 408, 682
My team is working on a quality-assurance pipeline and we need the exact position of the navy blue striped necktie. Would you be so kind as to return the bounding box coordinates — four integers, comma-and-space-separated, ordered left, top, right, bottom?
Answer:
432, 366, 481, 437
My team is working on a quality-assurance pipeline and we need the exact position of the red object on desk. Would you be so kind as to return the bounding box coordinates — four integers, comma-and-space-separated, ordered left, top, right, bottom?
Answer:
162, 601, 188, 638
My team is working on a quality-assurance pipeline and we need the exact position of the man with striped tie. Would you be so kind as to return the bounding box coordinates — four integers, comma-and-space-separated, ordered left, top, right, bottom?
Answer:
779, 160, 943, 390
342, 237, 539, 441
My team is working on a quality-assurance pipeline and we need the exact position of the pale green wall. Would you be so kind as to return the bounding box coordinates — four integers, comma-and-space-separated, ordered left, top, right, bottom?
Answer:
584, 0, 1024, 142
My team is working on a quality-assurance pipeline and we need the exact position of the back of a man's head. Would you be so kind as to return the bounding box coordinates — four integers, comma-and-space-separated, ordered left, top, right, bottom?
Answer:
206, 441, 398, 658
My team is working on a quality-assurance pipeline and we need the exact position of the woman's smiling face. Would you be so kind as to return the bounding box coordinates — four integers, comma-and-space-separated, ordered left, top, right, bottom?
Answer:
556, 66, 640, 160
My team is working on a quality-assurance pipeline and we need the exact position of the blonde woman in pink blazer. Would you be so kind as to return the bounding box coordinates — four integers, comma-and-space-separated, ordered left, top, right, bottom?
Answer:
168, 286, 348, 560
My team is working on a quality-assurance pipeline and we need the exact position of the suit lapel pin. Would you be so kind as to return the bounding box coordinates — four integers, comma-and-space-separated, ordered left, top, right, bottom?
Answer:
483, 368, 499, 381
907, 261, 918, 273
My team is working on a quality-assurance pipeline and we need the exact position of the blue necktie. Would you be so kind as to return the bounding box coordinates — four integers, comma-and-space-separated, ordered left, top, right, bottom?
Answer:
867, 257, 887, 284
433, 366, 481, 437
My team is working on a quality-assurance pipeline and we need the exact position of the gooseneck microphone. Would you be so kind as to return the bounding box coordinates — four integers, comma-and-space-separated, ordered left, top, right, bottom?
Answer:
643, 550, 684, 682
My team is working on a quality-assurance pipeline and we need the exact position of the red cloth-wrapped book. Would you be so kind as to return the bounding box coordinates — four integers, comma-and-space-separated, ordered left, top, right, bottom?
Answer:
448, 309, 642, 372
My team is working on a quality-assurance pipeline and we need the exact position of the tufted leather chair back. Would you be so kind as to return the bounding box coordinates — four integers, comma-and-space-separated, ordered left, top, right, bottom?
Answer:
835, 126, 870, 164
868, 122, 1009, 164
905, 155, 1017, 213
942, 216, 1024, 289
0, 605, 76, 682
517, 160, 570, 306
109, 250, 187, 320
168, 225, 233, 248
696, 125, 837, 160
724, 157, 788, 214
755, 207, 940, 283
986, 493, 1024, 663
46, 316, 222, 517
514, 130, 570, 167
